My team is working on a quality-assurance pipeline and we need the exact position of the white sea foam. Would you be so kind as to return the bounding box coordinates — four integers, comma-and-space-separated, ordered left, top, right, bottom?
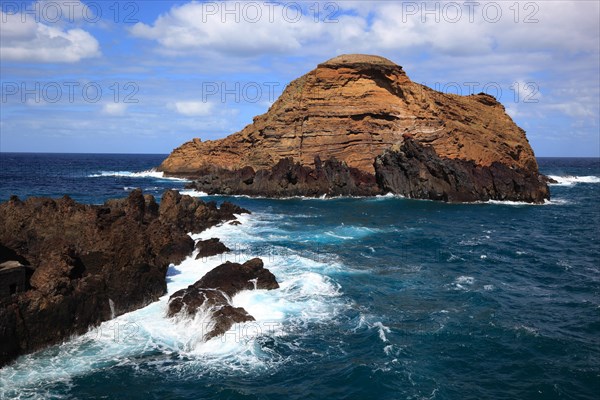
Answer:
451, 276, 476, 291
88, 169, 189, 181
548, 175, 600, 186
373, 322, 391, 343
485, 199, 540, 206
455, 276, 475, 285
514, 325, 539, 337
0, 210, 348, 395
179, 189, 209, 197
167, 189, 405, 201
383, 344, 394, 356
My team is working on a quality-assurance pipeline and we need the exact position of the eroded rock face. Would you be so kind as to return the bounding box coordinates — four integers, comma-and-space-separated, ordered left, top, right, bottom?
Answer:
186, 156, 379, 197
158, 54, 542, 180
374, 137, 549, 203
167, 258, 278, 341
0, 189, 249, 366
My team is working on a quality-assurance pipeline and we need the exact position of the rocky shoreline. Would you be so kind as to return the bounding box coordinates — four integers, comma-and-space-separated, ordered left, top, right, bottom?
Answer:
0, 53, 553, 367
183, 137, 549, 203
0, 189, 251, 367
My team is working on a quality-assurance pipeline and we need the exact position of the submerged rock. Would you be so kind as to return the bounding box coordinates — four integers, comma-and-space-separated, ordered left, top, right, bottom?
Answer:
0, 189, 248, 366
159, 54, 548, 202
167, 258, 278, 340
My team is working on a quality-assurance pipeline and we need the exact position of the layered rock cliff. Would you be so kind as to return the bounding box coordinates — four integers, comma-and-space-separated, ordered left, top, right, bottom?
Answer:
159, 54, 548, 202
0, 190, 249, 366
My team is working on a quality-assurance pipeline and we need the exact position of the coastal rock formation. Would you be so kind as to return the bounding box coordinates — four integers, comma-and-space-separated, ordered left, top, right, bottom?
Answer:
0, 189, 249, 366
195, 238, 230, 259
186, 156, 379, 197
375, 136, 549, 202
158, 54, 548, 202
167, 258, 278, 340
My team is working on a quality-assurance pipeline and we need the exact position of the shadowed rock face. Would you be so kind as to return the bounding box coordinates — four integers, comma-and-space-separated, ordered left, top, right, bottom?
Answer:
167, 258, 278, 340
374, 137, 550, 203
0, 189, 249, 367
186, 156, 380, 197
184, 138, 549, 203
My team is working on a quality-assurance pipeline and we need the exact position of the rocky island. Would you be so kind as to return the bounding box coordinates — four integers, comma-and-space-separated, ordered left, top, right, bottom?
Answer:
158, 54, 549, 203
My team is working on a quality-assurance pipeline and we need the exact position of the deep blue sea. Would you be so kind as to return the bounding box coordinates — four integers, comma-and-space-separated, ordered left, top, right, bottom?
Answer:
0, 153, 599, 400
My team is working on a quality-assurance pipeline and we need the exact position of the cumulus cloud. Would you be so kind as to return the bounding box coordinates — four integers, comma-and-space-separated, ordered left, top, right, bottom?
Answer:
170, 101, 214, 116
130, 1, 320, 56
0, 1, 100, 63
1, 1, 597, 156
129, 1, 599, 62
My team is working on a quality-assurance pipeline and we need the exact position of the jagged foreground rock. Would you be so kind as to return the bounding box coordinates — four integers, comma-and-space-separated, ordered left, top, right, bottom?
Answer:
167, 258, 279, 341
0, 190, 249, 366
159, 54, 549, 203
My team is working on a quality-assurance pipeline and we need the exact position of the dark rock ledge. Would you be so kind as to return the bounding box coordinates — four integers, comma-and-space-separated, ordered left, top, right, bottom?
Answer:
195, 238, 230, 259
374, 137, 550, 203
183, 137, 549, 203
0, 189, 249, 367
167, 258, 279, 341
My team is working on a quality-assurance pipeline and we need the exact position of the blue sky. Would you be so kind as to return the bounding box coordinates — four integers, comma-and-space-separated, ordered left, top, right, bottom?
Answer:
1, 0, 599, 156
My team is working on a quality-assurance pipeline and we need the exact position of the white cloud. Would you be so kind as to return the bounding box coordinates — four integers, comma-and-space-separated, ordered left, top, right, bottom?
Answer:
171, 101, 213, 116
130, 1, 324, 56
0, 2, 100, 63
101, 103, 128, 116
1, 1, 598, 156
129, 1, 599, 65
545, 103, 596, 118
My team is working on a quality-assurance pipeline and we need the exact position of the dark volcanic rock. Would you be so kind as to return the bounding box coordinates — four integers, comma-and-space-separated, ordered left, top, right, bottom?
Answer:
374, 137, 550, 203
195, 238, 230, 259
167, 258, 278, 340
195, 258, 280, 296
185, 137, 549, 202
186, 156, 380, 197
0, 189, 248, 366
159, 190, 249, 232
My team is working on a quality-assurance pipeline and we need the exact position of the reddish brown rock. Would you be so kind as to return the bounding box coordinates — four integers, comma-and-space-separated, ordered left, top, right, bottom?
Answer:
158, 54, 541, 178
194, 258, 279, 297
195, 238, 230, 259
